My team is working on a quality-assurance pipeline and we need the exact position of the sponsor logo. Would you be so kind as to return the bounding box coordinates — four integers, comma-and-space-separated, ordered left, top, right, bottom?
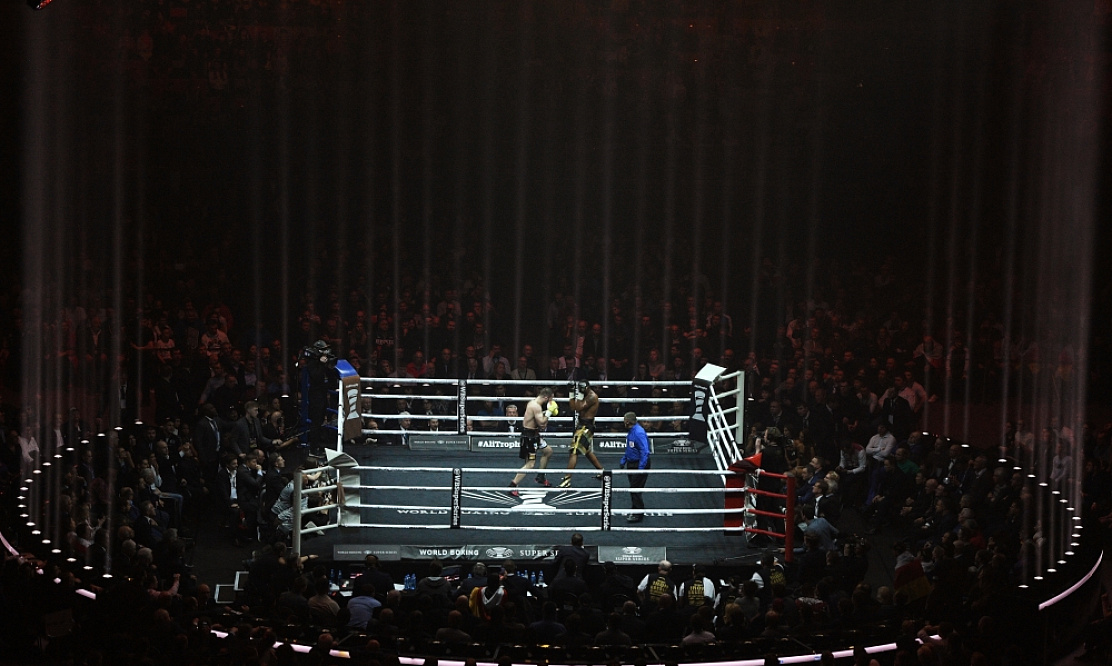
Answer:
691, 385, 708, 424
485, 547, 514, 559
345, 385, 360, 423
474, 440, 517, 449
622, 547, 643, 555
416, 548, 480, 558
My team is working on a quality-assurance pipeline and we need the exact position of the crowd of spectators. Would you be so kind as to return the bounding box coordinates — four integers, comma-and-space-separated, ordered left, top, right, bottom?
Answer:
0, 242, 1109, 663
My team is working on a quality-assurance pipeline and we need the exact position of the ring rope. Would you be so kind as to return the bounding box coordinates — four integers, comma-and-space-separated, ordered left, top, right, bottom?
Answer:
347, 523, 749, 532
351, 503, 748, 515
351, 465, 733, 475
340, 484, 743, 494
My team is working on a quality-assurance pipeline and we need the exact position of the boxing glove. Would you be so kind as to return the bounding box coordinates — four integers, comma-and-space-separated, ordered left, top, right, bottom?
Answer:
546, 401, 559, 417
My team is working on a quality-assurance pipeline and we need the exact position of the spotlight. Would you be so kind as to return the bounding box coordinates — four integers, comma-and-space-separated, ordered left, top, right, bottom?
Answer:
53, 454, 62, 459
1065, 551, 1075, 556
51, 549, 60, 555
1047, 568, 1057, 573
1034, 576, 1044, 581
28, 0, 55, 9
32, 469, 41, 474
31, 529, 40, 536
66, 558, 76, 563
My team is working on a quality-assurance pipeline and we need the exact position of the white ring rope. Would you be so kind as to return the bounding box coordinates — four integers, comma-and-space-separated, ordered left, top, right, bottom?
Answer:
348, 523, 748, 532
351, 503, 747, 515
349, 465, 732, 475
335, 485, 742, 494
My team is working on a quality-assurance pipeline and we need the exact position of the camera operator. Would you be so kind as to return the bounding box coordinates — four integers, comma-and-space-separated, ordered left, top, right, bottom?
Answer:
300, 340, 338, 456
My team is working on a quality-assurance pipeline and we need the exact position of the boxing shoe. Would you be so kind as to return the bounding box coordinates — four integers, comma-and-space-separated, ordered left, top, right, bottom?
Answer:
508, 483, 519, 498
534, 474, 552, 487
559, 475, 572, 488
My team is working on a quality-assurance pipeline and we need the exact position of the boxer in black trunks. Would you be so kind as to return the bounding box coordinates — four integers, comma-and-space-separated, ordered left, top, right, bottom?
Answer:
509, 387, 557, 495
561, 379, 605, 487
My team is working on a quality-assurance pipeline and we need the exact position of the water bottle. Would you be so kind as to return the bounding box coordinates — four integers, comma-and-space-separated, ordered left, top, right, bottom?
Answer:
538, 570, 546, 586
530, 571, 537, 585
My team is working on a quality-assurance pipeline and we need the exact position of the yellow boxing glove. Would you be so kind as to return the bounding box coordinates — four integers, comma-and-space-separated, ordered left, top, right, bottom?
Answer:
546, 401, 559, 417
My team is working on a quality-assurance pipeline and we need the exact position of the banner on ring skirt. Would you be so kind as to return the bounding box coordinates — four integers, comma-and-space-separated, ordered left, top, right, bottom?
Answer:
396, 545, 566, 561
597, 546, 668, 564
410, 434, 470, 451
467, 436, 700, 454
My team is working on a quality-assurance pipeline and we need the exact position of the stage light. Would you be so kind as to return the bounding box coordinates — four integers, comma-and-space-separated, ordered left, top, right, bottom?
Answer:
28, 0, 55, 9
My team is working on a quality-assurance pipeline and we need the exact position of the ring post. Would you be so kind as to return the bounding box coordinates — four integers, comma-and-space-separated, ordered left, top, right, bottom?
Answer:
784, 474, 796, 564
601, 471, 612, 530
450, 468, 462, 529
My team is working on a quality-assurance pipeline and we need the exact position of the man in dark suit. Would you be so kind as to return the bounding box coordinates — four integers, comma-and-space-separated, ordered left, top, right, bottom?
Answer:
552, 532, 589, 582
195, 403, 228, 482
879, 387, 913, 441
214, 454, 246, 545
235, 454, 264, 543
230, 400, 275, 457
797, 402, 837, 463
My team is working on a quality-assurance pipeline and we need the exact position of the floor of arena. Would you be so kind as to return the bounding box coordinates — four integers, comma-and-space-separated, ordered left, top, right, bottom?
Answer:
296, 445, 771, 568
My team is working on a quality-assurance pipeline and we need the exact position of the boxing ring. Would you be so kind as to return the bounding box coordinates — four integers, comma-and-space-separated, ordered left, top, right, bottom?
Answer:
292, 364, 797, 565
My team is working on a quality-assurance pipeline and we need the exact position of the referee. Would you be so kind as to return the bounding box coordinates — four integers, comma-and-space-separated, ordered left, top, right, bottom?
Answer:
621, 412, 651, 522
